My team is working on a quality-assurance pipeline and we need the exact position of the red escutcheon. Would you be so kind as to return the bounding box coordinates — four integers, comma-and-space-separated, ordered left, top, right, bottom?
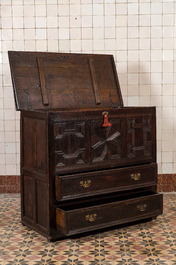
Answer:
102, 112, 111, 127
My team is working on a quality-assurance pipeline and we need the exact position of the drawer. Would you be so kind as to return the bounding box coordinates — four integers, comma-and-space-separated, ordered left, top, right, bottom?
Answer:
55, 163, 157, 201
56, 191, 163, 236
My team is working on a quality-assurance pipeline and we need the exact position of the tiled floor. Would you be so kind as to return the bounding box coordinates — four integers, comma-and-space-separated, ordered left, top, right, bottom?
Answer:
0, 194, 176, 265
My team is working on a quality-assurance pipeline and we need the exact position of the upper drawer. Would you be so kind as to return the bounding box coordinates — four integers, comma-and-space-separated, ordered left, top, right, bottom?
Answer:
55, 163, 157, 201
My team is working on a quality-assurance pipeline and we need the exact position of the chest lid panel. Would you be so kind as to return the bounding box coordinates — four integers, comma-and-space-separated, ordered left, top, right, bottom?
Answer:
8, 51, 123, 111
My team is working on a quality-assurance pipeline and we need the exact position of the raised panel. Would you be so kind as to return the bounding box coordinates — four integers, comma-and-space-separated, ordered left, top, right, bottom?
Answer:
126, 117, 153, 161
23, 116, 46, 173
36, 119, 47, 172
23, 175, 34, 220
54, 121, 88, 169
91, 119, 123, 163
23, 118, 36, 170
36, 181, 48, 228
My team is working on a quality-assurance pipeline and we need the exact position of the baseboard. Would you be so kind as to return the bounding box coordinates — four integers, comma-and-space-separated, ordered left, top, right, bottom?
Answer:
0, 175, 20, 193
0, 174, 176, 193
157, 174, 176, 192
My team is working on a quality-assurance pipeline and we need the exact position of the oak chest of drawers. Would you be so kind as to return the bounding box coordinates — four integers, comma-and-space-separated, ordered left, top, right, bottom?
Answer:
9, 51, 163, 241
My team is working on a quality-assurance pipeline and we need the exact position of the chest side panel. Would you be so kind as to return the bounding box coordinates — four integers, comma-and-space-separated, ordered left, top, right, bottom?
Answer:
21, 112, 49, 235
22, 115, 47, 173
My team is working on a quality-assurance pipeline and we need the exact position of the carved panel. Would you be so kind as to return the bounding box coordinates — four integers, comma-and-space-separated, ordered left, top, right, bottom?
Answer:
23, 117, 46, 173
54, 121, 87, 169
91, 119, 122, 163
127, 117, 153, 160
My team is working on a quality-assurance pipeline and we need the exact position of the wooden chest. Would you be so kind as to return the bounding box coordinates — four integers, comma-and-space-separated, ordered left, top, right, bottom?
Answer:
8, 51, 163, 241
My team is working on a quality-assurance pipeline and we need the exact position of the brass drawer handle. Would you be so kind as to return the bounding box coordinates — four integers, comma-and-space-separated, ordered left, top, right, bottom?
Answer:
80, 180, 91, 188
85, 214, 97, 222
131, 173, 141, 181
137, 204, 147, 212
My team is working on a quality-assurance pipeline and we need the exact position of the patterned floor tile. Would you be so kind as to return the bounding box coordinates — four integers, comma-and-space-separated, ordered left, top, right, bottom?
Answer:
0, 193, 176, 265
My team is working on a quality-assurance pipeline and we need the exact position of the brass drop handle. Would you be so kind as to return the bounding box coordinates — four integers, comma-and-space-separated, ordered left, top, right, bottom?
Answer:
137, 204, 147, 212
85, 214, 97, 222
131, 173, 141, 181
80, 180, 91, 188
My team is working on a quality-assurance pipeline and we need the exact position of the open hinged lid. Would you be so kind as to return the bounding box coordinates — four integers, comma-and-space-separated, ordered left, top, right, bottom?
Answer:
8, 51, 123, 111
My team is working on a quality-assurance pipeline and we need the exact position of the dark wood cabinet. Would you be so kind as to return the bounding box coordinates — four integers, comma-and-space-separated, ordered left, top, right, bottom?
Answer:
9, 51, 163, 241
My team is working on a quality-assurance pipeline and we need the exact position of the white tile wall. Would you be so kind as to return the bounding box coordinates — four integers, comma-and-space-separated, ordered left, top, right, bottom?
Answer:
0, 0, 176, 175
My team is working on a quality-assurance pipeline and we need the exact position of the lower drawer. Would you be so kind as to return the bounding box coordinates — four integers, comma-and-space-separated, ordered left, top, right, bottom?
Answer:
56, 191, 163, 236
55, 163, 157, 201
